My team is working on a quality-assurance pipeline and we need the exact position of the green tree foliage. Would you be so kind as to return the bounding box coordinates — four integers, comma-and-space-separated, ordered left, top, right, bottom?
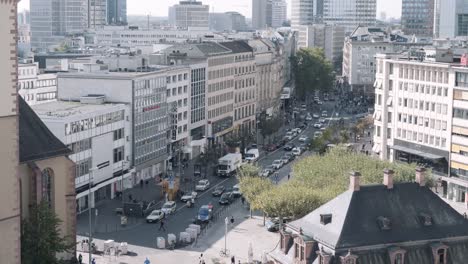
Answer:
290, 48, 334, 100
238, 174, 273, 210
238, 163, 260, 178
258, 113, 283, 144
21, 201, 75, 264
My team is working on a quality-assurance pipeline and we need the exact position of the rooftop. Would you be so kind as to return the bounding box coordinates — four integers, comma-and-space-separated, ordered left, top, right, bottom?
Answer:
31, 100, 127, 119
19, 96, 71, 163
58, 67, 169, 79
288, 182, 468, 250
220, 40, 253, 54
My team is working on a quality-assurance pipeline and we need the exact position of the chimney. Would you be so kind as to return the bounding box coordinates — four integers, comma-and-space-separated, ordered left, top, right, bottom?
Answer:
415, 167, 426, 187
383, 168, 394, 189
349, 171, 361, 191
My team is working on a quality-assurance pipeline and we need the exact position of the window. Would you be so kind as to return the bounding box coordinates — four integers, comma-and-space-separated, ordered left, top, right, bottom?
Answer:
437, 248, 447, 264
113, 146, 124, 163
41, 168, 53, 206
113, 128, 124, 140
395, 253, 403, 264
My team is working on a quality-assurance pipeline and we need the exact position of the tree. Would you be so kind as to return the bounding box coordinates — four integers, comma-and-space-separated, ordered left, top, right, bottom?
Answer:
258, 113, 283, 144
21, 201, 75, 264
290, 48, 335, 100
238, 175, 273, 210
238, 163, 260, 178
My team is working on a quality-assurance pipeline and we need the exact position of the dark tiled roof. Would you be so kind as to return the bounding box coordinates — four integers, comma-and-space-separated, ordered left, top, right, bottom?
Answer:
19, 96, 71, 163
220, 40, 253, 54
196, 42, 231, 56
290, 182, 468, 250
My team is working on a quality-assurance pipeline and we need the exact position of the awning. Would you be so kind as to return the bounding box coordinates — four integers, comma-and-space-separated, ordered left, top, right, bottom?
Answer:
390, 145, 445, 160
372, 143, 381, 153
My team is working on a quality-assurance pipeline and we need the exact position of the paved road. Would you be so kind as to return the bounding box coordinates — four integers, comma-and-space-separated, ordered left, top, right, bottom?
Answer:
83, 99, 345, 250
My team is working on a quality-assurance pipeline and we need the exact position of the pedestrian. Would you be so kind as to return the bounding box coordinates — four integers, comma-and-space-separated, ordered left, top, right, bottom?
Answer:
288, 173, 290, 180
144, 257, 151, 264
140, 179, 144, 188
241, 196, 245, 205
199, 253, 205, 264
78, 254, 83, 264
91, 258, 96, 264
128, 193, 133, 202
159, 219, 166, 231
231, 255, 236, 264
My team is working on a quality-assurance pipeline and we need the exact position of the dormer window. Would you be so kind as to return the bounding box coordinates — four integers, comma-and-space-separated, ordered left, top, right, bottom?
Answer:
377, 216, 391, 230
340, 250, 358, 264
419, 213, 433, 226
388, 246, 406, 264
320, 214, 332, 225
431, 243, 448, 264
395, 253, 403, 264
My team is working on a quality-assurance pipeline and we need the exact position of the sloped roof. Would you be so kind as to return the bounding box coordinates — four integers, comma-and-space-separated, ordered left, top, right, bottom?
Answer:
289, 182, 468, 250
220, 40, 253, 53
19, 96, 71, 163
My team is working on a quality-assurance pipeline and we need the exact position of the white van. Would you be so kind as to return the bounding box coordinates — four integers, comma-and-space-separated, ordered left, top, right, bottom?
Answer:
244, 148, 260, 163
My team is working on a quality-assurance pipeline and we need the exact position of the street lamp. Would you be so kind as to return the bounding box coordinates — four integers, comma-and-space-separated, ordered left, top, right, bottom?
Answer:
121, 161, 129, 215
88, 167, 98, 264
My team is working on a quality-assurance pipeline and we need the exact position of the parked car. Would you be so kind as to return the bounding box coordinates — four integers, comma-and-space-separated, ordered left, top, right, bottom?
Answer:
301, 104, 307, 111
272, 159, 283, 170
161, 201, 176, 215
146, 210, 165, 223
284, 153, 295, 161
314, 96, 320, 102
312, 113, 320, 118
143, 200, 159, 215
266, 218, 290, 232
317, 100, 323, 105
195, 179, 210, 191
284, 131, 294, 141
281, 154, 290, 164
196, 205, 213, 223
299, 143, 308, 151
314, 123, 323, 129
305, 114, 313, 121
319, 118, 326, 123
219, 192, 234, 205
265, 144, 277, 152
212, 185, 225, 197
180, 191, 198, 202
232, 184, 242, 198
283, 143, 295, 151
321, 111, 328, 117
314, 131, 323, 139
261, 166, 275, 177
292, 147, 302, 156
299, 135, 308, 142
292, 128, 302, 134
299, 123, 308, 130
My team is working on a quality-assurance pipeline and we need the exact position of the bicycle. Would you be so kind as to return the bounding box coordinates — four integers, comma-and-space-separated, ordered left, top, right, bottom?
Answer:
219, 248, 230, 257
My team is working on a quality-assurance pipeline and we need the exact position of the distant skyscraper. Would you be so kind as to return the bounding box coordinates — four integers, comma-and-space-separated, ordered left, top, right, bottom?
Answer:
401, 0, 434, 36
291, 0, 315, 28
210, 12, 247, 32
107, 0, 127, 25
271, 0, 287, 28
434, 0, 468, 38
90, 0, 108, 27
18, 10, 30, 25
252, 0, 270, 29
30, 0, 88, 51
170, 0, 209, 29
322, 0, 376, 33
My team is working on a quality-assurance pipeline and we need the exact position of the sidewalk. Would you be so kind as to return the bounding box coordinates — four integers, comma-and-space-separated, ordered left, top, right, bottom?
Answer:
76, 205, 278, 264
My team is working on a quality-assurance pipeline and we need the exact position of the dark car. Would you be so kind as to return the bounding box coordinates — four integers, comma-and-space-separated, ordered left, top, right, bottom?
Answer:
212, 185, 225, 197
196, 205, 213, 223
219, 192, 234, 205
283, 143, 295, 151
265, 218, 291, 232
284, 153, 295, 161
265, 144, 277, 152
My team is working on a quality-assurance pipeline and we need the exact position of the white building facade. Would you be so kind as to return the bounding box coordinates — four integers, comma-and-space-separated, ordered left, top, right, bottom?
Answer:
18, 62, 57, 105
31, 99, 131, 213
57, 70, 170, 186
372, 51, 468, 207
170, 0, 209, 30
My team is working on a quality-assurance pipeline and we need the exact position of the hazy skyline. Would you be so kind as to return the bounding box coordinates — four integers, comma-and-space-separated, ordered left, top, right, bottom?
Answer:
18, 0, 402, 19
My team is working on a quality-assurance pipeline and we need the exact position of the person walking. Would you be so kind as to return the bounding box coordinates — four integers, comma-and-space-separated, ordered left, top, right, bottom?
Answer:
159, 219, 166, 232
78, 254, 83, 264
287, 173, 290, 180
91, 258, 96, 264
231, 255, 236, 264
199, 253, 205, 264
241, 196, 245, 205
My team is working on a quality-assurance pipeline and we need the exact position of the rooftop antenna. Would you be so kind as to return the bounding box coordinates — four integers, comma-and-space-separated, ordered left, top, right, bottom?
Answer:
147, 13, 151, 30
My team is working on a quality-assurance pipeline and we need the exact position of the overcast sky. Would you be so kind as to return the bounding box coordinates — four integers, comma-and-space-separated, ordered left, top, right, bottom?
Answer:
18, 0, 402, 19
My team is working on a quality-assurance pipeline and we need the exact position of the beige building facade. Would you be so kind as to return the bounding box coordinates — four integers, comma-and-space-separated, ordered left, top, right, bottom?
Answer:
0, 1, 21, 263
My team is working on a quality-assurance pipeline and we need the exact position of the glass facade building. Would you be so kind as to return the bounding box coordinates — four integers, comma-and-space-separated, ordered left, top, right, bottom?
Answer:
107, 0, 127, 25
434, 0, 468, 38
401, 0, 434, 36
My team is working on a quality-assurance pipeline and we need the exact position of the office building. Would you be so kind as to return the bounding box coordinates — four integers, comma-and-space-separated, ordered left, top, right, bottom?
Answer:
221, 41, 257, 135
210, 12, 247, 32
401, 0, 434, 36
296, 24, 345, 62
18, 62, 57, 105
291, 0, 315, 28
252, 0, 272, 29
434, 0, 468, 38
373, 48, 468, 207
170, 0, 209, 30
18, 9, 30, 25
31, 98, 131, 214
89, 0, 108, 28
30, 0, 88, 51
57, 70, 170, 184
342, 26, 431, 93
107, 0, 127, 25
271, 0, 287, 28
0, 1, 22, 262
